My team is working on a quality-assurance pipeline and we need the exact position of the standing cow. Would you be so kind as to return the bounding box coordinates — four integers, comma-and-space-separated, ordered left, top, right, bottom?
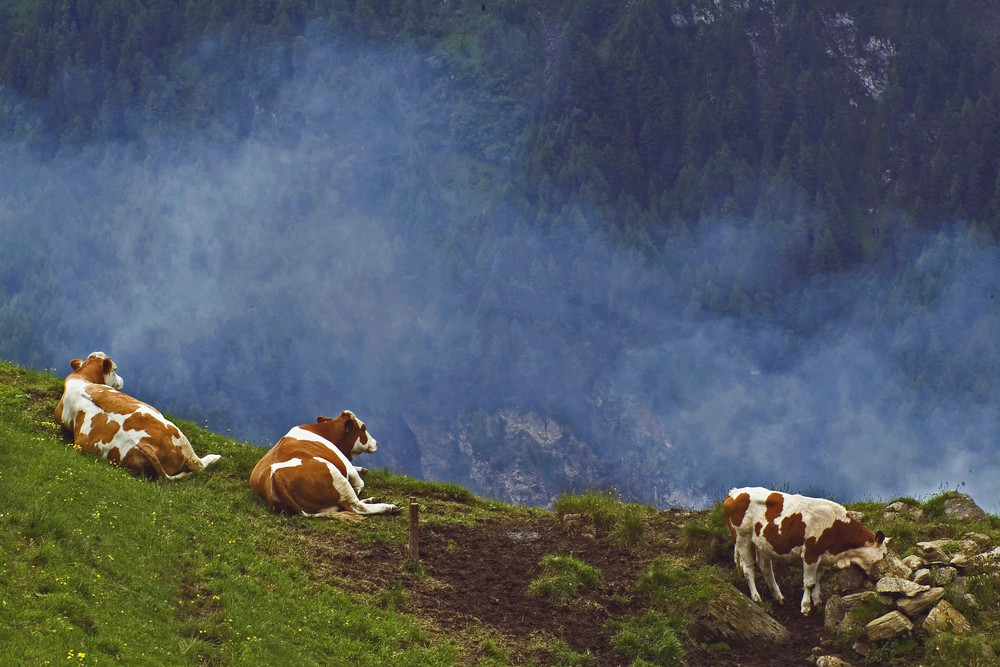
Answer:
55, 352, 221, 479
724, 486, 887, 614
250, 411, 399, 519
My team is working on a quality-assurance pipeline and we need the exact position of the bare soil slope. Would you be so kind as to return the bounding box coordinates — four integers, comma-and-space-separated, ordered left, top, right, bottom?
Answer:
304, 510, 849, 666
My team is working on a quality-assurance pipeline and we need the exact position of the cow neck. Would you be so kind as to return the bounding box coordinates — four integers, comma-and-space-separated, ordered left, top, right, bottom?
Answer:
298, 421, 353, 460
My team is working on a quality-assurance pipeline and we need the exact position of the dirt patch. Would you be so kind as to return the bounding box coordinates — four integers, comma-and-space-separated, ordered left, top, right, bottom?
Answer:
302, 511, 864, 666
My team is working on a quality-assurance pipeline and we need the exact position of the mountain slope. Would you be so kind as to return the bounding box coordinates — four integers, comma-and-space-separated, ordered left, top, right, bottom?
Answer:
2, 359, 999, 666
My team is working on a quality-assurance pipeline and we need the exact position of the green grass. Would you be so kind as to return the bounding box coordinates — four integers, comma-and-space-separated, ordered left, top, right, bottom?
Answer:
554, 489, 657, 547
4, 359, 1000, 666
0, 361, 457, 665
527, 554, 604, 599
607, 610, 684, 667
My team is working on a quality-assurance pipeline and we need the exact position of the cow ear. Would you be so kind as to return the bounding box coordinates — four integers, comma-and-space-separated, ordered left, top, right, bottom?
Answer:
875, 530, 886, 545
102, 358, 113, 373
70, 359, 83, 370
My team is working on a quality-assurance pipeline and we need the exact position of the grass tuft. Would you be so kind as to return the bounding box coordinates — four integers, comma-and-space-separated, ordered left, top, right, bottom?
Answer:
528, 554, 604, 599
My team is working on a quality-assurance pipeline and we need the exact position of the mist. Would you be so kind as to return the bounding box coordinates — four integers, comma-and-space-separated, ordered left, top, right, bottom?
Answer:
2, 32, 998, 512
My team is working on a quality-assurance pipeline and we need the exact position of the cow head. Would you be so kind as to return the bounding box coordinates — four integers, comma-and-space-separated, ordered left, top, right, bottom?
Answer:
70, 351, 125, 390
316, 410, 377, 460
835, 530, 888, 574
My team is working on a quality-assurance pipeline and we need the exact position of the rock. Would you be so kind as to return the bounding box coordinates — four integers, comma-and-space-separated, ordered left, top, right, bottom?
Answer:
824, 592, 889, 633
922, 600, 972, 635
885, 501, 908, 513
816, 656, 854, 667
901, 554, 925, 570
940, 491, 987, 522
851, 638, 873, 658
872, 551, 912, 580
694, 584, 790, 645
975, 546, 1000, 564
876, 576, 929, 597
928, 523, 955, 538
896, 587, 945, 617
965, 532, 993, 550
912, 568, 932, 585
865, 611, 913, 641
934, 566, 958, 586
823, 595, 849, 633
833, 565, 868, 592
916, 539, 951, 563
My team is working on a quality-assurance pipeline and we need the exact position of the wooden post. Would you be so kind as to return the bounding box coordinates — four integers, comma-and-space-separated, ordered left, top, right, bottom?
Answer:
408, 495, 419, 560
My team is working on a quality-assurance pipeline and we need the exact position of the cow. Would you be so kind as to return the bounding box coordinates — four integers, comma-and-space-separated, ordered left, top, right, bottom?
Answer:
724, 486, 887, 615
249, 411, 399, 519
54, 352, 221, 479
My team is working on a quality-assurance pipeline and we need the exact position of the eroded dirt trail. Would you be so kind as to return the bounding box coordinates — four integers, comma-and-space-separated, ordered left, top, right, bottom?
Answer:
303, 511, 842, 666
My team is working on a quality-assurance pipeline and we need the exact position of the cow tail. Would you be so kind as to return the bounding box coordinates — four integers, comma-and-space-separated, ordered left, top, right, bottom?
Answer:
135, 442, 190, 480
269, 471, 363, 521
269, 471, 308, 516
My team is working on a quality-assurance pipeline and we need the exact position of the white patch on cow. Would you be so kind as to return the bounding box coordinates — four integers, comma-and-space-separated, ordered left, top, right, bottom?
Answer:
285, 426, 365, 494
270, 458, 303, 473
349, 433, 377, 456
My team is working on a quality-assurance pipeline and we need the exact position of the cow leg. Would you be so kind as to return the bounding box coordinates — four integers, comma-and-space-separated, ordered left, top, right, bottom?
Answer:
758, 552, 785, 605
321, 460, 399, 516
735, 539, 762, 602
199, 454, 222, 468
345, 465, 365, 495
801, 563, 822, 614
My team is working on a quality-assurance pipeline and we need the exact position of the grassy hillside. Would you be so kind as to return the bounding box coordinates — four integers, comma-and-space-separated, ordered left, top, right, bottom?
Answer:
0, 360, 515, 665
2, 359, 999, 666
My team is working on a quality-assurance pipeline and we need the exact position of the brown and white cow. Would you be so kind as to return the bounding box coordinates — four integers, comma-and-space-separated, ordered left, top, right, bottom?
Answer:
249, 411, 399, 518
724, 486, 887, 615
54, 352, 221, 479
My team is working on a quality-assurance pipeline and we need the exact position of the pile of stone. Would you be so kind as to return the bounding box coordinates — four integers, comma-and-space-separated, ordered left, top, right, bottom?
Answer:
823, 492, 999, 661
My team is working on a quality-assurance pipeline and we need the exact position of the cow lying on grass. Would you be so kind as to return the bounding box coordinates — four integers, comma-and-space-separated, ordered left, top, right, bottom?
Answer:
724, 486, 887, 614
250, 411, 399, 519
55, 352, 221, 479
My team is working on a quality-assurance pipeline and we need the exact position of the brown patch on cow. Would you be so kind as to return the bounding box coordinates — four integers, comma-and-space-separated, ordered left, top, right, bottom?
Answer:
71, 356, 113, 385
119, 413, 187, 476
804, 518, 876, 564
88, 386, 143, 415
84, 412, 121, 445
268, 458, 344, 514
106, 447, 122, 465
121, 447, 157, 478
764, 492, 784, 523
762, 512, 807, 555
122, 412, 181, 441
723, 491, 751, 540
72, 413, 99, 455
